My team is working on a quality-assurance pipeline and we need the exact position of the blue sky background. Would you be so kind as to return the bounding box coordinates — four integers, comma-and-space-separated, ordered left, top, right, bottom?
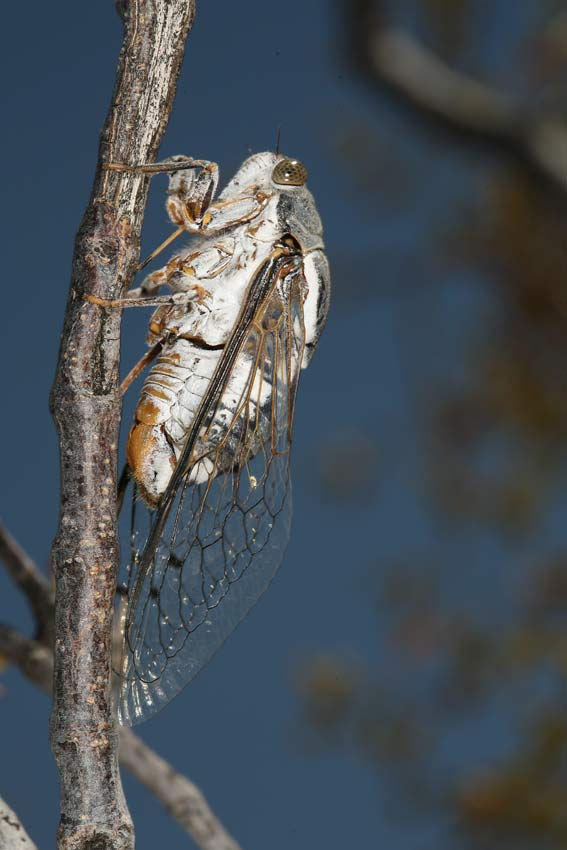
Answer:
1, 2, 563, 848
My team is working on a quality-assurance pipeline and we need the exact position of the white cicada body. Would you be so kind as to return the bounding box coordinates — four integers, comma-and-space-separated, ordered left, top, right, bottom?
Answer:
120, 152, 330, 725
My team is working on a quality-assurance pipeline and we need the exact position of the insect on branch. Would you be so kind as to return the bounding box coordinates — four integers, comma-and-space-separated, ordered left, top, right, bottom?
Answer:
47, 2, 197, 849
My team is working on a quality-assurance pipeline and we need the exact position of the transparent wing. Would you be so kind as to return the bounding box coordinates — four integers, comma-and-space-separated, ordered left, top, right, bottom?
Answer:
119, 253, 306, 725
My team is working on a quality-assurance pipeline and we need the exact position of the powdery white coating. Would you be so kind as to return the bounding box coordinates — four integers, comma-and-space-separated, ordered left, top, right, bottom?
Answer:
128, 152, 330, 505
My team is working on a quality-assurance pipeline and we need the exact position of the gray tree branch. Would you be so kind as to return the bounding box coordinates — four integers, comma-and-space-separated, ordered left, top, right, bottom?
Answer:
48, 2, 196, 849
120, 729, 242, 850
0, 524, 53, 644
0, 624, 54, 693
349, 0, 567, 198
0, 796, 38, 850
0, 621, 242, 850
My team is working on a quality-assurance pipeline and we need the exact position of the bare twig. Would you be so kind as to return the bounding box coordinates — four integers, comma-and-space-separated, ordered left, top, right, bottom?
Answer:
349, 0, 567, 197
0, 625, 54, 693
48, 2, 196, 849
120, 729, 242, 850
0, 622, 243, 850
0, 796, 38, 850
0, 523, 54, 644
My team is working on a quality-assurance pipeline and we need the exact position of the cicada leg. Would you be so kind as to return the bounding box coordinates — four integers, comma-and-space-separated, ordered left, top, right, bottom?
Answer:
117, 464, 131, 515
161, 156, 271, 236
84, 287, 207, 310
119, 338, 165, 397
103, 156, 213, 175
137, 225, 185, 272
105, 154, 222, 266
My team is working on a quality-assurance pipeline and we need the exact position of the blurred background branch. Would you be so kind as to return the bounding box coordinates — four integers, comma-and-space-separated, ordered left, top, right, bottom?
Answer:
347, 0, 567, 198
0, 525, 53, 645
292, 3, 567, 849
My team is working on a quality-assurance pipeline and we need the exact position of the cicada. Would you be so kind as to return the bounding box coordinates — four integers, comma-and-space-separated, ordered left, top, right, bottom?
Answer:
118, 152, 330, 725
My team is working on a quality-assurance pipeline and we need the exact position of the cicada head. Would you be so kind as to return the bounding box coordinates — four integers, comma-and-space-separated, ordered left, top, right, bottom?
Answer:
221, 152, 323, 250
220, 151, 278, 196
220, 151, 308, 196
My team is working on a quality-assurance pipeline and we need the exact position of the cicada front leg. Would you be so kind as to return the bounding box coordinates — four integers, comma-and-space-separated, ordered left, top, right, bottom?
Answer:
84, 288, 209, 310
104, 154, 272, 305
165, 157, 271, 236
166, 157, 220, 224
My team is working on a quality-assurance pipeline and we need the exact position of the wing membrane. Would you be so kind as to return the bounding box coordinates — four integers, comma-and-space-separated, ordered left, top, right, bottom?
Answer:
119, 246, 306, 725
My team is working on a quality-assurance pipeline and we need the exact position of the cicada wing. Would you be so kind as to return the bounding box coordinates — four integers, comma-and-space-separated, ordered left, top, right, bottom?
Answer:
119, 268, 306, 725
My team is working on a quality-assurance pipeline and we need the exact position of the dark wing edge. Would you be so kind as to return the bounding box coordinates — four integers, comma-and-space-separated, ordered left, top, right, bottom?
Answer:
118, 245, 307, 725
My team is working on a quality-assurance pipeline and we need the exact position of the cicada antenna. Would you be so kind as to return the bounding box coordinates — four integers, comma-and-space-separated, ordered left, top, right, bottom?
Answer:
275, 125, 282, 156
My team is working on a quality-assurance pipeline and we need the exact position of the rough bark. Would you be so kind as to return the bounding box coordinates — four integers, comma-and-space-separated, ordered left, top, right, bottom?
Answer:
48, 3, 196, 849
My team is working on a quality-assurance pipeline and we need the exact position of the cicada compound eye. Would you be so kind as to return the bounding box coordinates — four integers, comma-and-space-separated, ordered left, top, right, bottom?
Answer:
272, 158, 308, 186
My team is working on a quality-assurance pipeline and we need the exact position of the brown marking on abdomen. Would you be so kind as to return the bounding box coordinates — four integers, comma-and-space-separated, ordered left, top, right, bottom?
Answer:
126, 421, 177, 507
